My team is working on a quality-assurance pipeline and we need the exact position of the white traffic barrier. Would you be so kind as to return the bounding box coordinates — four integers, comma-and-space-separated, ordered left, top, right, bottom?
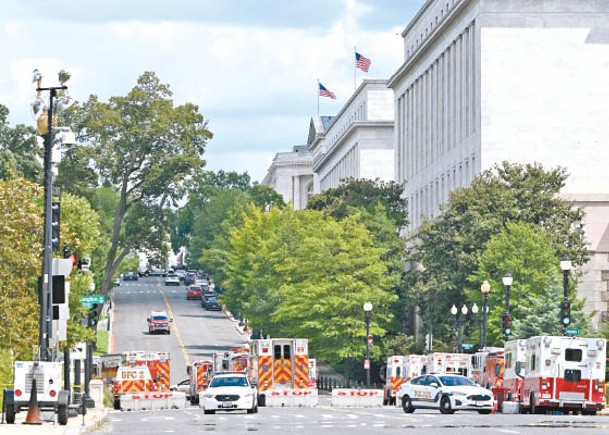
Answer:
331, 389, 384, 408
120, 392, 186, 411
501, 401, 520, 414
263, 389, 318, 407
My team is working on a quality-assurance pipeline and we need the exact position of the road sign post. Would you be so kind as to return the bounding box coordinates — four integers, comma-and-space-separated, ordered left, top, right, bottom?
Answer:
565, 327, 579, 337
80, 295, 105, 308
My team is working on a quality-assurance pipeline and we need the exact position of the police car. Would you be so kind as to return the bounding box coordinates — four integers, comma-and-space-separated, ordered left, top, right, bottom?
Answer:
396, 373, 494, 414
200, 373, 258, 414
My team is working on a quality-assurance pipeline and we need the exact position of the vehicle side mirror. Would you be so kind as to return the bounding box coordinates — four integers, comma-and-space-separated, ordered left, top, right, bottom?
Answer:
170, 318, 174, 322
146, 318, 150, 322
515, 361, 524, 378
186, 366, 192, 375
430, 382, 439, 388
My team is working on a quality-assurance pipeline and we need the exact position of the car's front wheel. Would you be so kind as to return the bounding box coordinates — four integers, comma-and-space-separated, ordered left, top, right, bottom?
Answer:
478, 409, 492, 414
402, 395, 415, 413
439, 396, 455, 414
203, 409, 215, 414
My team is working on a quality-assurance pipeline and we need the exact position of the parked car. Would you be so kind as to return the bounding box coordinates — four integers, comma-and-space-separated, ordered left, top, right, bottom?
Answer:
170, 379, 191, 399
184, 272, 197, 286
123, 271, 138, 281
397, 374, 494, 415
187, 285, 203, 300
205, 297, 222, 311
200, 373, 258, 414
165, 275, 181, 286
201, 292, 217, 309
147, 310, 172, 335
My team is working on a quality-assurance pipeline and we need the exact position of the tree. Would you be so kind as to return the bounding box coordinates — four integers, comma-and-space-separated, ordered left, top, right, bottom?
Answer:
63, 72, 213, 298
0, 104, 41, 182
412, 162, 588, 344
468, 221, 590, 345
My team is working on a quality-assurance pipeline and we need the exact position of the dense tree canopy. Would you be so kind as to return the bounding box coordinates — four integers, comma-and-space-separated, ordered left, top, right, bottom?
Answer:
0, 104, 41, 182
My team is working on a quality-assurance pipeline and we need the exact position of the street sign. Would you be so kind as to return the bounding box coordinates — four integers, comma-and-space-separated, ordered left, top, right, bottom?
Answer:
565, 327, 580, 336
81, 295, 105, 308
462, 343, 474, 350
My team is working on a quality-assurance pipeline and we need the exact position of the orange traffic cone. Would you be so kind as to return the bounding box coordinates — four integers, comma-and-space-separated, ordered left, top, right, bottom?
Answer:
23, 378, 43, 425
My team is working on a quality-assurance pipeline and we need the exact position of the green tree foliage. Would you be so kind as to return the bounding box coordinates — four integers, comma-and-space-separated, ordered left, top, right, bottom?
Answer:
412, 162, 588, 345
0, 177, 42, 359
63, 72, 213, 296
217, 207, 398, 364
468, 222, 590, 345
0, 104, 42, 182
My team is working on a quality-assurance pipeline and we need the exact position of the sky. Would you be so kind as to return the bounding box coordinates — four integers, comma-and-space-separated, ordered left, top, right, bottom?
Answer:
1, 0, 427, 183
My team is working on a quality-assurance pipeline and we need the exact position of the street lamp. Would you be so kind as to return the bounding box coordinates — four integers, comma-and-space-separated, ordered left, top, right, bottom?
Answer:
450, 304, 468, 353
480, 280, 491, 348
471, 303, 481, 345
363, 301, 373, 389
32, 69, 72, 361
502, 273, 513, 341
559, 255, 572, 334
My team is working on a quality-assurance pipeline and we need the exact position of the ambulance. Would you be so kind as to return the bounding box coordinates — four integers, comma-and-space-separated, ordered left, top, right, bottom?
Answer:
248, 338, 317, 407
308, 358, 318, 388
422, 352, 470, 377
381, 355, 423, 406
503, 339, 527, 403
212, 347, 250, 373
4, 361, 70, 425
519, 336, 606, 415
187, 359, 213, 405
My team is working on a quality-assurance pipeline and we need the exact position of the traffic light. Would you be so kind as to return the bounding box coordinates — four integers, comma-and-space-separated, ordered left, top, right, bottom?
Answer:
560, 300, 571, 326
502, 313, 512, 337
51, 201, 60, 253
87, 303, 99, 328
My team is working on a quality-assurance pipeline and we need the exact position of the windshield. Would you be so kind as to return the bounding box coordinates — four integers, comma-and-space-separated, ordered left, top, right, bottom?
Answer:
438, 376, 476, 387
152, 316, 168, 321
210, 376, 249, 388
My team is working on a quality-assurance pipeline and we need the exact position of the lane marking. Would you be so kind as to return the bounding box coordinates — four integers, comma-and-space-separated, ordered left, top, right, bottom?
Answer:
161, 291, 190, 367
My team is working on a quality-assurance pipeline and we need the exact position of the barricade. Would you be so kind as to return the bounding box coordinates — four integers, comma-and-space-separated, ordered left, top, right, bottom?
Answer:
262, 388, 318, 407
119, 392, 186, 411
331, 389, 384, 408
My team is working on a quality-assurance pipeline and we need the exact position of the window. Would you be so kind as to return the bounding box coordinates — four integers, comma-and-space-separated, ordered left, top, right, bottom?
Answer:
274, 345, 281, 359
396, 366, 402, 377
564, 369, 581, 382
530, 354, 537, 372
505, 352, 513, 369
565, 348, 582, 362
283, 344, 291, 360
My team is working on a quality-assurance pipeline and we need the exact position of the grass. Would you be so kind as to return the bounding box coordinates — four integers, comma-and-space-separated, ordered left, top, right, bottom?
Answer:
95, 329, 109, 355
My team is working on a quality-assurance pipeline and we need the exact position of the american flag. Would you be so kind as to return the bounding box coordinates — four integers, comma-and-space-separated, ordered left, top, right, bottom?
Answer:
319, 83, 336, 99
355, 52, 372, 72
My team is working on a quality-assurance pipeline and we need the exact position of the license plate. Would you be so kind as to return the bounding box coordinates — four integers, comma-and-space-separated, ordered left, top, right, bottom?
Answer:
475, 402, 483, 407
221, 401, 233, 408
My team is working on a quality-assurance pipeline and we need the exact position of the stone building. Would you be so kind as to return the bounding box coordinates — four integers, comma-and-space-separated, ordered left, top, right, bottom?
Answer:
389, 0, 609, 329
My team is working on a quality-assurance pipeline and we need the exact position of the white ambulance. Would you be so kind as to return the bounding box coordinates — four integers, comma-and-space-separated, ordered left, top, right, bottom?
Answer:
422, 352, 470, 377
381, 355, 423, 406
520, 336, 606, 415
503, 339, 527, 402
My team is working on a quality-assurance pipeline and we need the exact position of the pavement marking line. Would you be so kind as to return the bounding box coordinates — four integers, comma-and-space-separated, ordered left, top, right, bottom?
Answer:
161, 291, 190, 367
496, 430, 521, 434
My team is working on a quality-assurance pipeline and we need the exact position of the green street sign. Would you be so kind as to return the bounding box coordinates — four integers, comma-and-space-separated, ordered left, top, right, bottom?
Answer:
565, 327, 580, 336
461, 343, 474, 350
81, 295, 105, 308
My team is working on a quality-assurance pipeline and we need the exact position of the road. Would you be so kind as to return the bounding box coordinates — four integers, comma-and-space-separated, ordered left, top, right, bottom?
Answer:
110, 276, 247, 384
92, 276, 609, 434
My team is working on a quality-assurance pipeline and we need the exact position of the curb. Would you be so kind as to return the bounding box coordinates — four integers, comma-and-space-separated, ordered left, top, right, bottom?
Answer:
64, 408, 108, 435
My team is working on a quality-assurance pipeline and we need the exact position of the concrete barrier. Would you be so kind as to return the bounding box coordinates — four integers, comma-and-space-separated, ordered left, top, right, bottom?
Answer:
331, 389, 384, 408
501, 401, 520, 414
90, 380, 104, 409
120, 391, 186, 411
262, 389, 318, 407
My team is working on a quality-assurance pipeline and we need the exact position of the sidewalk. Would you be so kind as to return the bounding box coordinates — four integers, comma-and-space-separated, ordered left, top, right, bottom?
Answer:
0, 407, 108, 435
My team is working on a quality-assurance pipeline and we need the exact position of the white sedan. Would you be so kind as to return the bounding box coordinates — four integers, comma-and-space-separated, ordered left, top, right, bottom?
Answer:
397, 374, 494, 414
200, 373, 258, 414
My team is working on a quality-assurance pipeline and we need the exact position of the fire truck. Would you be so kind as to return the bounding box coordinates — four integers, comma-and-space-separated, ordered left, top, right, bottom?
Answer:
212, 346, 250, 373
517, 336, 606, 415
422, 352, 470, 377
187, 359, 213, 405
381, 355, 423, 405
4, 361, 70, 425
112, 351, 171, 410
248, 338, 316, 407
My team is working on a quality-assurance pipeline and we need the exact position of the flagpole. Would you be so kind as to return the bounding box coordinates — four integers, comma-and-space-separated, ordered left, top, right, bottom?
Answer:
317, 79, 320, 116
354, 46, 357, 91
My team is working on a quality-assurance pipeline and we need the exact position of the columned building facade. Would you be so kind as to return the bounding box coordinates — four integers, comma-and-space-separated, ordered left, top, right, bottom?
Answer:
389, 0, 609, 329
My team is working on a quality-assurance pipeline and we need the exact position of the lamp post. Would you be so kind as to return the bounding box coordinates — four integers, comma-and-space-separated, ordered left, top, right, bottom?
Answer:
559, 255, 572, 335
32, 70, 70, 361
450, 304, 468, 353
363, 301, 372, 389
480, 281, 491, 349
502, 273, 513, 341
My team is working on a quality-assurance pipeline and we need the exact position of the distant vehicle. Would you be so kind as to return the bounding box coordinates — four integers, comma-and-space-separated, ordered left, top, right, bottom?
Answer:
147, 310, 172, 335
123, 271, 138, 281
137, 265, 148, 277
201, 292, 217, 309
170, 379, 191, 399
165, 275, 180, 286
183, 272, 196, 286
187, 285, 203, 300
397, 374, 494, 414
200, 372, 258, 414
175, 269, 187, 280
205, 297, 222, 311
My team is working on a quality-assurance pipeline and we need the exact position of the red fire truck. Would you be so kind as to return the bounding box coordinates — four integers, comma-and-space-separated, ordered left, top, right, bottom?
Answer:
516, 336, 606, 415
187, 359, 213, 405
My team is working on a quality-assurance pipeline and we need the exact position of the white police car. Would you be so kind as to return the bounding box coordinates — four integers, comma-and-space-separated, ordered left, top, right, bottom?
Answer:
200, 373, 258, 414
397, 373, 494, 414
